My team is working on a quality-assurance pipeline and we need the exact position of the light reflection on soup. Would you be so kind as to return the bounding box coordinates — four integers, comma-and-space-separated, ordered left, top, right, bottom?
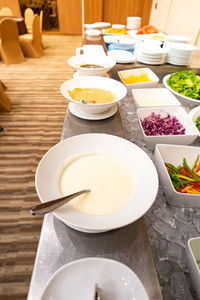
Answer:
68, 88, 116, 104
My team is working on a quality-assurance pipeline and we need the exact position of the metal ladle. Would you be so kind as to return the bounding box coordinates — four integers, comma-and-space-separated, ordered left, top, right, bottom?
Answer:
30, 189, 90, 216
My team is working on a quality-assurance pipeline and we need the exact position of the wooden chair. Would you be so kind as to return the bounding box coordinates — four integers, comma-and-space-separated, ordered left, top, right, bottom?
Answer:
40, 10, 45, 49
0, 18, 25, 64
0, 7, 13, 16
24, 7, 34, 33
0, 80, 11, 112
19, 14, 44, 58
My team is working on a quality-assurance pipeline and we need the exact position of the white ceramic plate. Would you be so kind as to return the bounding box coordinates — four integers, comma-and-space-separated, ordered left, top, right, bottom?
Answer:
163, 74, 200, 106
107, 50, 135, 63
40, 257, 149, 300
35, 133, 158, 232
68, 103, 118, 120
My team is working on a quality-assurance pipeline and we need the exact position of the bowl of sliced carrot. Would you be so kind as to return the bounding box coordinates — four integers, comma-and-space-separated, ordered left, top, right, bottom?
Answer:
136, 25, 158, 35
155, 144, 200, 208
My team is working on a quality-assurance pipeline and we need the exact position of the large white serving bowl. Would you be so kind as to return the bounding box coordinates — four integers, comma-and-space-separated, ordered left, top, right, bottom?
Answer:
40, 258, 149, 300
163, 74, 200, 107
67, 55, 116, 76
35, 133, 159, 233
185, 237, 200, 299
155, 144, 200, 208
137, 106, 199, 150
60, 76, 127, 114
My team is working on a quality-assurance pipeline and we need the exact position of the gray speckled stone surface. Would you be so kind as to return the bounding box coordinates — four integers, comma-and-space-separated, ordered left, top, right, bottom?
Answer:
114, 68, 200, 300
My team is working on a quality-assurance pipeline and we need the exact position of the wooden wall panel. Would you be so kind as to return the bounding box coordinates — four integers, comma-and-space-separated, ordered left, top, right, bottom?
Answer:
57, 0, 82, 34
84, 0, 103, 24
0, 0, 21, 17
103, 0, 152, 27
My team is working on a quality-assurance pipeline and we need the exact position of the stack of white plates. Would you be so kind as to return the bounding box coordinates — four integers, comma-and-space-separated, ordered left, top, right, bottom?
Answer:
166, 35, 191, 44
166, 42, 197, 66
135, 42, 168, 65
126, 16, 141, 30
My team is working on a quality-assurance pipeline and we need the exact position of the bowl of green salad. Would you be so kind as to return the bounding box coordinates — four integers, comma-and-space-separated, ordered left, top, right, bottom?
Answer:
163, 71, 200, 107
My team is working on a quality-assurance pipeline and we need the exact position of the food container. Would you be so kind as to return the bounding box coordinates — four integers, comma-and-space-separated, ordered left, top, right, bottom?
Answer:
163, 73, 200, 108
155, 144, 200, 207
137, 106, 198, 150
67, 55, 116, 77
189, 106, 200, 136
132, 88, 181, 108
60, 76, 127, 114
118, 67, 159, 90
185, 237, 200, 299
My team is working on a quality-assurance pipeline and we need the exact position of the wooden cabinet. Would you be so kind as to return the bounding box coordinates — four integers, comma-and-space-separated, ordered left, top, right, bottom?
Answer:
103, 0, 152, 27
57, 0, 152, 34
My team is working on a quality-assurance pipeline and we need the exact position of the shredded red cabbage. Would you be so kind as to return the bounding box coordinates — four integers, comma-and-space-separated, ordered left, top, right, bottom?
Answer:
141, 112, 185, 136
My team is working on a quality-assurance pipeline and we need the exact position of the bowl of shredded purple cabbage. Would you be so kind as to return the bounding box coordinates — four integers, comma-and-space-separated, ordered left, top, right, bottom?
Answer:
137, 106, 199, 150
141, 112, 185, 136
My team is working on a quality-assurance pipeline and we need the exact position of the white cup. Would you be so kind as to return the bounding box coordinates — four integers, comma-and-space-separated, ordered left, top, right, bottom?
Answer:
126, 16, 141, 30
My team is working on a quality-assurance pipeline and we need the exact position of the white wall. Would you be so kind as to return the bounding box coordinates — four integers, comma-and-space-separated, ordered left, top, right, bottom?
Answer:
149, 0, 200, 48
149, 0, 171, 32
165, 0, 200, 44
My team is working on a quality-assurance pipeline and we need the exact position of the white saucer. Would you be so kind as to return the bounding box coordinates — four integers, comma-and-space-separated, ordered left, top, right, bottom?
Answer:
68, 103, 118, 120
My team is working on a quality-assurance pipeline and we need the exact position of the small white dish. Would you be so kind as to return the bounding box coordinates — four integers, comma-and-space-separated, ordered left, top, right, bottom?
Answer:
112, 24, 125, 29
132, 88, 181, 108
185, 237, 200, 299
39, 257, 150, 300
155, 144, 200, 207
92, 22, 111, 29
68, 103, 118, 120
107, 50, 135, 63
60, 76, 127, 114
35, 133, 158, 232
163, 74, 200, 107
137, 106, 199, 150
118, 67, 159, 90
85, 29, 101, 37
189, 106, 200, 136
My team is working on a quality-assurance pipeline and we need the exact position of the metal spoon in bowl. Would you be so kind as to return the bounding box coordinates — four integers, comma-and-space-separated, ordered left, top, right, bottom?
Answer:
30, 189, 90, 216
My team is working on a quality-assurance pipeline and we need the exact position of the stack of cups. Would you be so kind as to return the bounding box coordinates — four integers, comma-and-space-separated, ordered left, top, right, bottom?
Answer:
126, 17, 141, 30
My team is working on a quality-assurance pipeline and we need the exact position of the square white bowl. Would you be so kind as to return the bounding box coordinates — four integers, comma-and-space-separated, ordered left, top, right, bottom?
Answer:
185, 237, 200, 299
137, 106, 199, 150
118, 67, 159, 90
189, 106, 200, 136
132, 88, 181, 108
155, 144, 200, 207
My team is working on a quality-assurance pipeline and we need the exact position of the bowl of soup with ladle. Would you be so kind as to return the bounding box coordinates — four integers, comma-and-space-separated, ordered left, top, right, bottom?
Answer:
67, 55, 116, 77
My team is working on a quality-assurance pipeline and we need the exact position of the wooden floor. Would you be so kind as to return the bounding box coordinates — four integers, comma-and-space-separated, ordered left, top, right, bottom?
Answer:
0, 35, 82, 300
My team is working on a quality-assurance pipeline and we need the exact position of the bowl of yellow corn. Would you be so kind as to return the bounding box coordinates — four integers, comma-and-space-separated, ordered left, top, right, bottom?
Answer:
118, 67, 159, 90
